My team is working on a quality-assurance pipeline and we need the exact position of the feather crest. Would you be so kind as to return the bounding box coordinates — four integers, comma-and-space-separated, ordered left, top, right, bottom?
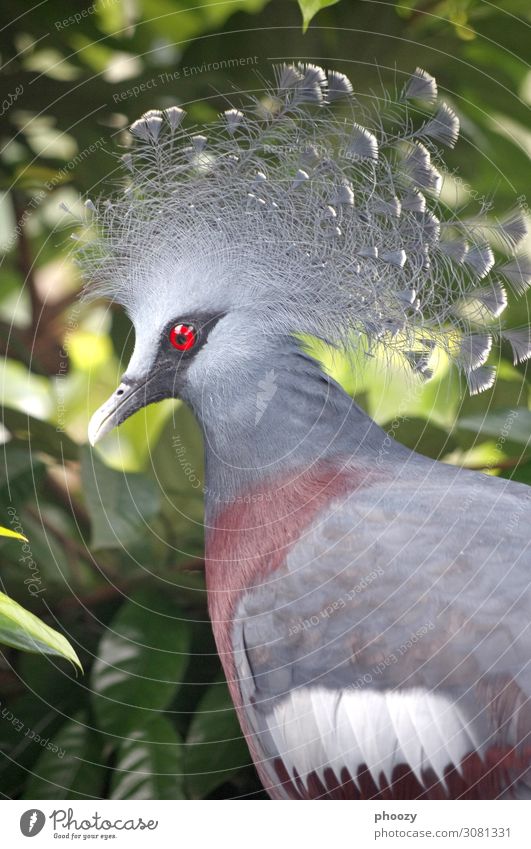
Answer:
76, 64, 530, 395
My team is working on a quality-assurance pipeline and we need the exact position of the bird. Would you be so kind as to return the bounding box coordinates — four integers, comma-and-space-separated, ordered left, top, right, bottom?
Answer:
84, 64, 531, 799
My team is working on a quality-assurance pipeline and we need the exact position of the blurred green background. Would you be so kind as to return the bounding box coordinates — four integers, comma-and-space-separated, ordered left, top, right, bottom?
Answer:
0, 0, 530, 800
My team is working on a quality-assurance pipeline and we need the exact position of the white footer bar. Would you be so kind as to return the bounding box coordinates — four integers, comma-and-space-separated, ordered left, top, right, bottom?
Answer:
3, 799, 528, 848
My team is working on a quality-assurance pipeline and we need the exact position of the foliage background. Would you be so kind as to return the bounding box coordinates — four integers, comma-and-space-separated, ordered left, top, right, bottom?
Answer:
0, 0, 530, 799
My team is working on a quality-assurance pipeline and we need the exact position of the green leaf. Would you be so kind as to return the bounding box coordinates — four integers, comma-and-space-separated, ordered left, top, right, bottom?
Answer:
91, 589, 190, 738
22, 717, 105, 800
81, 446, 161, 549
1, 407, 79, 461
110, 309, 135, 368
148, 404, 205, 557
456, 362, 529, 423
111, 715, 185, 799
184, 679, 251, 799
1, 509, 77, 594
458, 408, 531, 448
0, 524, 27, 542
0, 445, 45, 513
13, 164, 67, 191
0, 691, 69, 795
503, 459, 531, 486
383, 417, 458, 459
0, 591, 81, 669
297, 0, 339, 32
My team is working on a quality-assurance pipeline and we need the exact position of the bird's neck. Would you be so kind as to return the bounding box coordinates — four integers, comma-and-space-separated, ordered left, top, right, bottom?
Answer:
186, 337, 401, 519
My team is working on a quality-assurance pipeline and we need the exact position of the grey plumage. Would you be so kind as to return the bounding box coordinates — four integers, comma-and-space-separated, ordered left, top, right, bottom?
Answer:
78, 63, 530, 397
83, 63, 531, 800
235, 460, 531, 797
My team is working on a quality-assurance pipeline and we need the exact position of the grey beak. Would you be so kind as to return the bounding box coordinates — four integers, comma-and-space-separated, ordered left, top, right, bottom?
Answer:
88, 377, 151, 446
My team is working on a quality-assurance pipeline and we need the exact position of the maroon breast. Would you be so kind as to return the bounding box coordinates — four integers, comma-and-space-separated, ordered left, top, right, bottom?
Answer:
204, 461, 377, 691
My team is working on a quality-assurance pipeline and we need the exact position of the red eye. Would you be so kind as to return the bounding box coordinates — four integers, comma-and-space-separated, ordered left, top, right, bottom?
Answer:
169, 323, 196, 351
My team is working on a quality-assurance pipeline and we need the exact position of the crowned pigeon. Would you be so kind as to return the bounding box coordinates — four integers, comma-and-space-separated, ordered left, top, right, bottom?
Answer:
86, 65, 531, 799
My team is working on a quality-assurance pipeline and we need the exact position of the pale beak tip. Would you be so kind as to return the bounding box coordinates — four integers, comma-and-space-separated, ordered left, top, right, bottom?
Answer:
87, 414, 101, 447
88, 407, 110, 447
87, 378, 145, 446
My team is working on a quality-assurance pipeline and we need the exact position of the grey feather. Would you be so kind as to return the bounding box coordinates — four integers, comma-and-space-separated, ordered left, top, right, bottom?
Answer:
138, 109, 164, 140
404, 67, 438, 103
495, 209, 528, 248
419, 103, 460, 148
190, 134, 207, 153
466, 364, 496, 395
300, 144, 320, 168
358, 245, 378, 259
404, 350, 432, 373
277, 63, 304, 89
469, 281, 508, 317
292, 168, 310, 189
326, 70, 353, 101
501, 256, 531, 295
333, 182, 354, 206
401, 188, 426, 213
380, 249, 407, 268
223, 108, 244, 134
396, 288, 417, 305
502, 328, 531, 365
458, 333, 492, 370
165, 106, 186, 131
418, 210, 440, 241
278, 62, 327, 103
404, 143, 442, 193
346, 124, 379, 161
129, 117, 151, 142
464, 244, 495, 278
373, 196, 401, 217
438, 240, 468, 263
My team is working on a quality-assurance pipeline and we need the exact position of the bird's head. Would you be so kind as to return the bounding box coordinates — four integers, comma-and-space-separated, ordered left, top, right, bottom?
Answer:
83, 64, 529, 446
87, 302, 264, 446
85, 211, 309, 446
